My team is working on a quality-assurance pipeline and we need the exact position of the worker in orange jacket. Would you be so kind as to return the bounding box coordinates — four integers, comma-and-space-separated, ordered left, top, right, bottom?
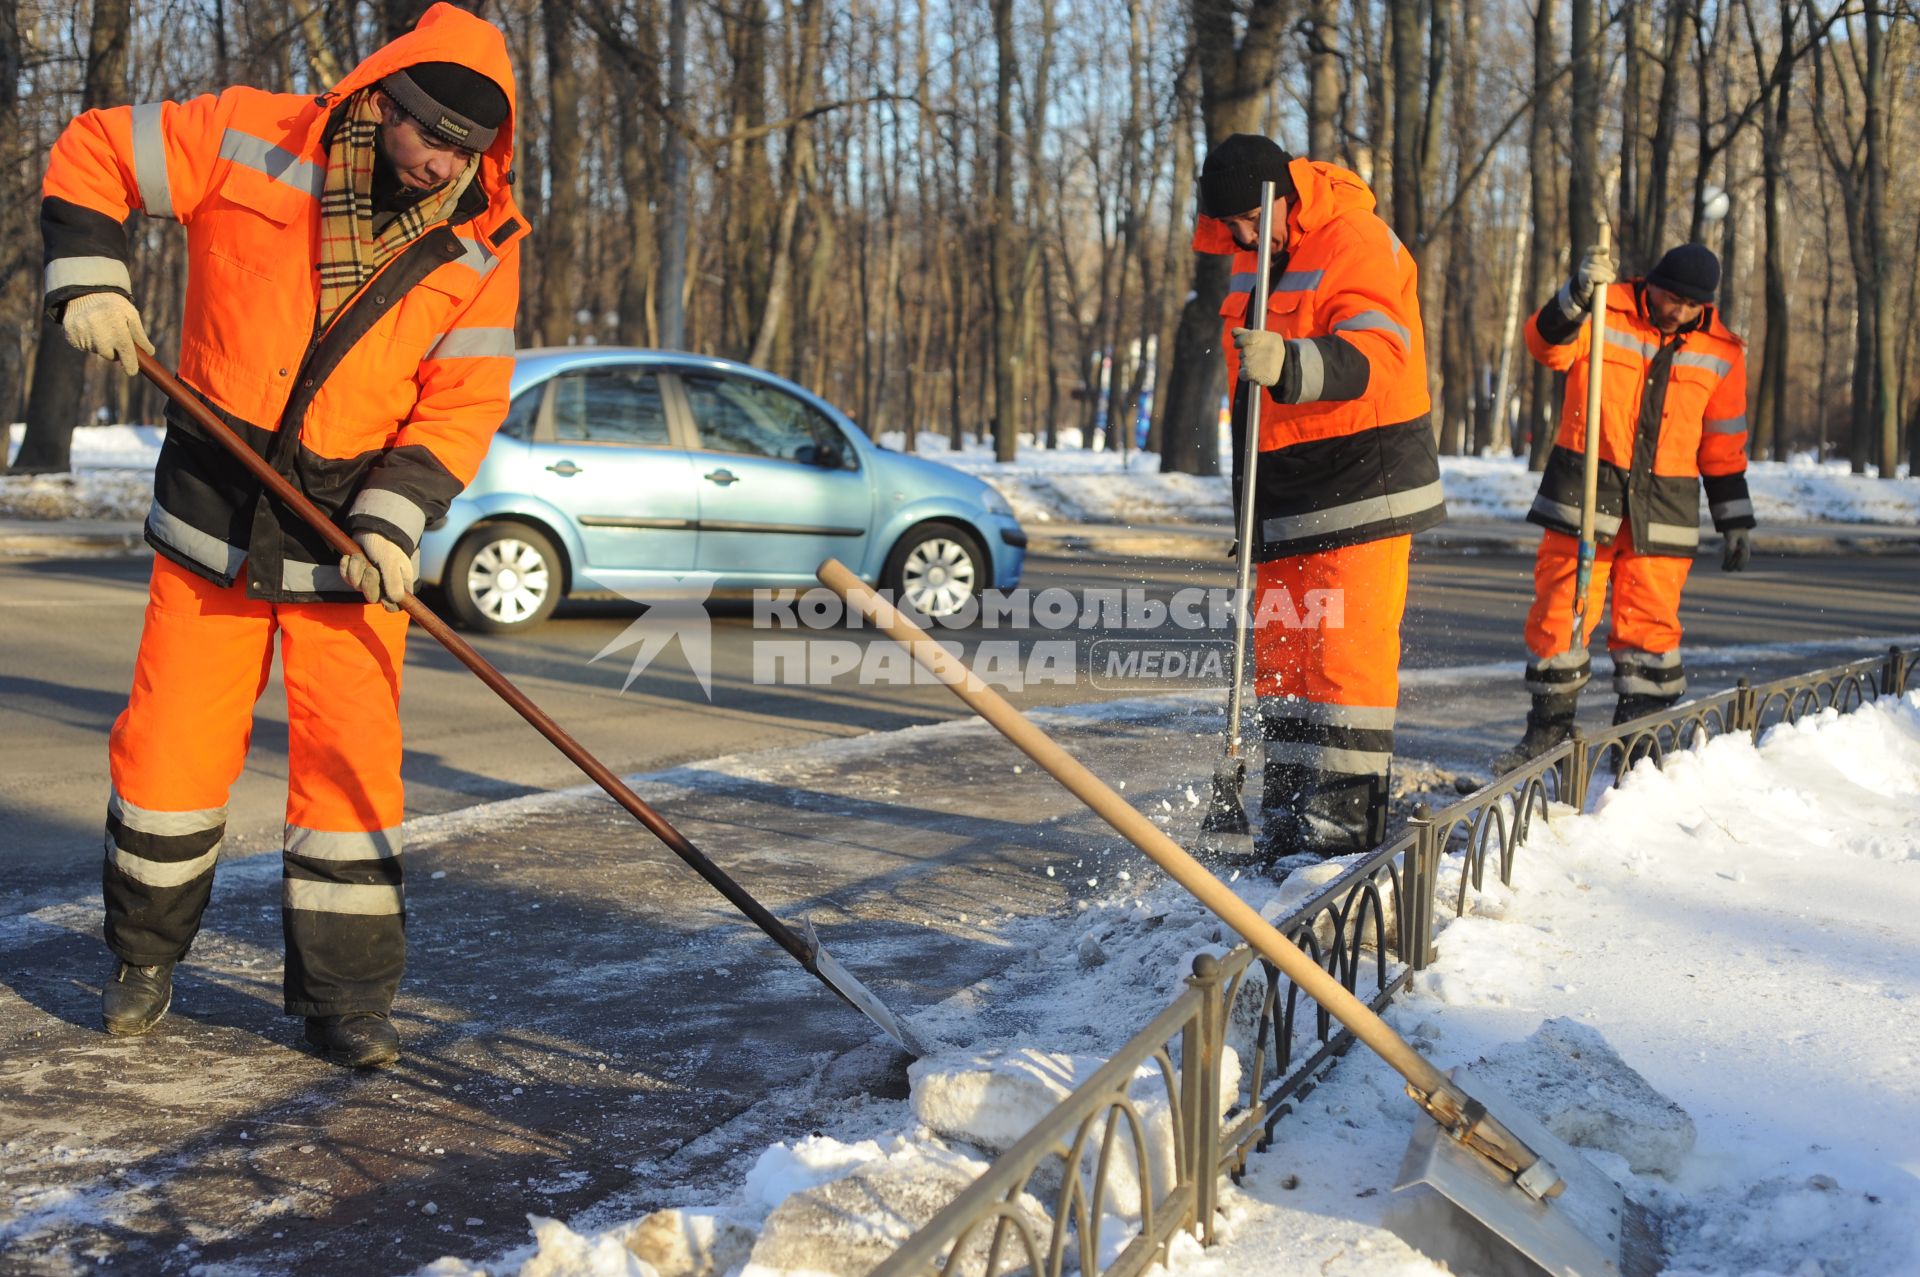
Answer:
45, 3, 526, 1067
1493, 243, 1754, 772
1196, 135, 1445, 870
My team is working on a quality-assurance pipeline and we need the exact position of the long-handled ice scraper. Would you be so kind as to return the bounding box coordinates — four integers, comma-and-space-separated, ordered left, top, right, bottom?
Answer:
1568, 219, 1613, 673
1200, 179, 1278, 837
137, 352, 925, 1058
820, 556, 1663, 1277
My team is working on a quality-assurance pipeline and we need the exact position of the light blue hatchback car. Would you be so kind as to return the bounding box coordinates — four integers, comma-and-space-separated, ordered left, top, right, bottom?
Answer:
418, 348, 1027, 632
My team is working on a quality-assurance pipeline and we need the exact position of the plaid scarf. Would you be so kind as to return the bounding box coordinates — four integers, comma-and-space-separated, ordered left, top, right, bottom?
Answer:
317, 89, 476, 330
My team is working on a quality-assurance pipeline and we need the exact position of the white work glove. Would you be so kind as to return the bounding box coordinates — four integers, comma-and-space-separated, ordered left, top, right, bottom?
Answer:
1231, 327, 1288, 388
62, 292, 154, 377
1720, 526, 1752, 573
1569, 245, 1616, 310
340, 530, 416, 611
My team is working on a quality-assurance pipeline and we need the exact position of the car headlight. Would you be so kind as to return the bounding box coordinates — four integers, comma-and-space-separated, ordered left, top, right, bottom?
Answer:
979, 485, 1014, 518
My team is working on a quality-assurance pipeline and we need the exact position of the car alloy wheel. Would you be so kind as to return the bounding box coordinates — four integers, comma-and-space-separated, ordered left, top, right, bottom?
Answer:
466, 535, 553, 627
899, 535, 978, 618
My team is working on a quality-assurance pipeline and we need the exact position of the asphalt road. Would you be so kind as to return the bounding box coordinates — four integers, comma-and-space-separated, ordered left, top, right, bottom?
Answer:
4, 541, 1916, 889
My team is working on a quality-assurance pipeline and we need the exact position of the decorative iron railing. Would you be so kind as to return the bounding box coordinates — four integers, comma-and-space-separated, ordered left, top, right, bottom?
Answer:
873, 646, 1911, 1277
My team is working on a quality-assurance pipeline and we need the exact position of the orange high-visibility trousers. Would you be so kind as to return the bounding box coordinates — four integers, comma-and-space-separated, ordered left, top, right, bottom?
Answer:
1522, 524, 1693, 700
105, 555, 411, 1016
1251, 535, 1410, 859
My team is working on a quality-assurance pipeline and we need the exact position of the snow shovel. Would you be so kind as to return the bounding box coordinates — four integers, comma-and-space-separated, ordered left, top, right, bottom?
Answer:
818, 556, 1664, 1277
1200, 179, 1279, 837
136, 352, 925, 1058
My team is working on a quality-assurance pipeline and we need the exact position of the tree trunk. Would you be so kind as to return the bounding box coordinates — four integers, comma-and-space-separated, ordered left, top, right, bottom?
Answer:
537, 0, 583, 346
657, 0, 692, 350
1524, 0, 1561, 470
1306, 0, 1341, 160
989, 0, 1018, 461
13, 0, 131, 475
1567, 0, 1601, 257
1149, 45, 1199, 455
1861, 0, 1898, 477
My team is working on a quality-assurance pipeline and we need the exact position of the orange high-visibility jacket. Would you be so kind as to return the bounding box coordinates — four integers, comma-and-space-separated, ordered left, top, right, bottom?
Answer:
41, 3, 526, 600
1524, 279, 1752, 557
1196, 158, 1444, 560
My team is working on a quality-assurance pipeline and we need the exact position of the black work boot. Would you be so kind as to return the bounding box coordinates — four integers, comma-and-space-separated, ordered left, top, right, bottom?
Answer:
102, 961, 174, 1036
305, 1013, 401, 1069
1612, 693, 1679, 725
1256, 762, 1387, 878
1491, 693, 1578, 774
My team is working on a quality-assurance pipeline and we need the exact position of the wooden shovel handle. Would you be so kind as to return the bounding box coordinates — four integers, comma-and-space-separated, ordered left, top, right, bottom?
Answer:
818, 558, 1559, 1190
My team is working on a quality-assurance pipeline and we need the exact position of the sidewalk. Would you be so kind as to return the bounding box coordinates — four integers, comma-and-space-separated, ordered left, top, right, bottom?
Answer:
5, 632, 1907, 1273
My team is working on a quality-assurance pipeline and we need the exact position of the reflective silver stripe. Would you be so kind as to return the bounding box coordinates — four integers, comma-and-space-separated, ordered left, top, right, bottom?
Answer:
1604, 329, 1660, 359
1386, 225, 1406, 263
348, 488, 428, 545
1229, 271, 1257, 292
1644, 521, 1701, 548
1615, 671, 1686, 696
1531, 647, 1592, 671
218, 129, 324, 199
1262, 479, 1446, 543
1258, 699, 1398, 730
283, 879, 404, 916
1674, 351, 1732, 376
1704, 414, 1747, 435
426, 327, 515, 360
131, 102, 174, 219
1265, 741, 1393, 776
110, 790, 224, 836
107, 841, 222, 888
1710, 498, 1754, 521
452, 236, 499, 276
1613, 646, 1682, 669
1290, 338, 1325, 403
1529, 494, 1623, 535
283, 559, 352, 594
147, 500, 247, 578
287, 826, 402, 861
46, 256, 132, 295
1274, 269, 1323, 292
1332, 309, 1413, 346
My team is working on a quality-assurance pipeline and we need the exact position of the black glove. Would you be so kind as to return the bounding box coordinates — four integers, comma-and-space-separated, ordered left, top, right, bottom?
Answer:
1720, 527, 1751, 572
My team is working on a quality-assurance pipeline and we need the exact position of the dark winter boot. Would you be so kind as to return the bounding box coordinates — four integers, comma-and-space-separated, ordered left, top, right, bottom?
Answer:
102, 960, 174, 1036
1612, 693, 1679, 726
1490, 693, 1578, 774
305, 1013, 401, 1069
1256, 762, 1388, 876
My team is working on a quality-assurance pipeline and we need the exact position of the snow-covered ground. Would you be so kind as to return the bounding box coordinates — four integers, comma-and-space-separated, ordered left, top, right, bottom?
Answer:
7, 423, 1914, 529
881, 433, 1920, 529
413, 691, 1920, 1277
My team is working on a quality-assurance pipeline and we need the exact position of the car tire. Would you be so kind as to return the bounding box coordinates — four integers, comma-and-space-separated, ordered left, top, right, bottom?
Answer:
444, 522, 564, 633
883, 521, 986, 621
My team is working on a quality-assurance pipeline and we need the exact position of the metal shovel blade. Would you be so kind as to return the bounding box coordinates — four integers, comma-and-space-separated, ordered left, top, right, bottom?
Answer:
803, 921, 930, 1058
1197, 755, 1250, 834
1388, 1070, 1664, 1277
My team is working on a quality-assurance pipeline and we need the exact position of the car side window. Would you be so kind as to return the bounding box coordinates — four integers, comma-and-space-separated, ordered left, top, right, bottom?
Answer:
497, 385, 543, 440
681, 373, 858, 470
548, 368, 672, 447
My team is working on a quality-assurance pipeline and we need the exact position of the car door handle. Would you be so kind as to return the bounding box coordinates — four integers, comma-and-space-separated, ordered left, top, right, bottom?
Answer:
704, 469, 740, 486
545, 460, 582, 477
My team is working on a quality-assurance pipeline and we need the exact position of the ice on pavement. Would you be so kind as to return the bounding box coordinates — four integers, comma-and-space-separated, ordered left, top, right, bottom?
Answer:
431, 691, 1920, 1276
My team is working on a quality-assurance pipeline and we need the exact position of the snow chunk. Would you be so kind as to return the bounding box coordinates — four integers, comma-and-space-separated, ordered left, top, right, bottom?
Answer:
1471, 1017, 1694, 1178
625, 1208, 751, 1277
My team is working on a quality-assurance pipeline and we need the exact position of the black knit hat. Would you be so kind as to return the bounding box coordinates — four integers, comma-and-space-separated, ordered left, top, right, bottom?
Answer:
1198, 134, 1296, 218
1646, 243, 1720, 303
381, 62, 509, 152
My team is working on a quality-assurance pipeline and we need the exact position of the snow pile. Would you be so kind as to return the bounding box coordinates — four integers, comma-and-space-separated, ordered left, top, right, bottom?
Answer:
417, 691, 1920, 1277
2, 423, 160, 520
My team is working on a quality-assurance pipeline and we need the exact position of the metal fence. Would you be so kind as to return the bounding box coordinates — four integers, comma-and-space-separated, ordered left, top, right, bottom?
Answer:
873, 646, 1912, 1277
